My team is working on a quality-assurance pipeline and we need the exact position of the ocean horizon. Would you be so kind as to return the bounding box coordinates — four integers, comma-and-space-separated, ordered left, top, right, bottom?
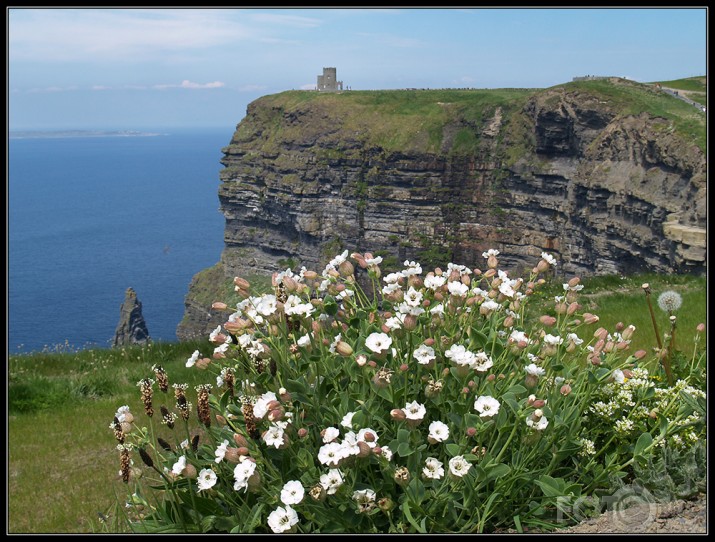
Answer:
8, 127, 235, 354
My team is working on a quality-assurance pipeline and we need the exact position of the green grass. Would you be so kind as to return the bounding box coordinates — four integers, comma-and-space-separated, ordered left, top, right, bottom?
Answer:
7, 273, 706, 532
649, 76, 707, 93
527, 272, 707, 362
559, 79, 706, 153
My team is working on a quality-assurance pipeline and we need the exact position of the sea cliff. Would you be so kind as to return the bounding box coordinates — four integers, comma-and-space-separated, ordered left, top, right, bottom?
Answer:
177, 78, 706, 340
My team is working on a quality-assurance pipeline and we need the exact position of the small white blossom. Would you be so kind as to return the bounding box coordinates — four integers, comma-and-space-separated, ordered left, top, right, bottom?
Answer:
448, 455, 472, 477
280, 480, 305, 505
474, 396, 500, 418
197, 468, 218, 492
267, 505, 299, 534
423, 457, 445, 479
428, 421, 450, 442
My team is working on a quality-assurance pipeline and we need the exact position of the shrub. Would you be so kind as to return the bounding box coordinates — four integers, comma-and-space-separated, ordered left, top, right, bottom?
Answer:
108, 249, 706, 533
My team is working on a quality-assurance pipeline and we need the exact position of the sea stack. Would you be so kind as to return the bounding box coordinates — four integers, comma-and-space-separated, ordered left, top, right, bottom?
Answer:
113, 287, 150, 347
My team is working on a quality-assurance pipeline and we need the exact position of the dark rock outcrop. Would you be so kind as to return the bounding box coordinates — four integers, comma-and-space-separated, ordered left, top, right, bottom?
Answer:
178, 79, 706, 340
113, 287, 150, 347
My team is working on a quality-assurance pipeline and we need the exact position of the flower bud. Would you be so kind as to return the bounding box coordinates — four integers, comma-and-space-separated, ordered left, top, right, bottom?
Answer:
233, 433, 249, 448
309, 484, 326, 502
567, 302, 579, 316
540, 315, 557, 326
696, 323, 705, 333
356, 441, 372, 458
390, 409, 406, 421
594, 327, 609, 341
297, 428, 309, 439
211, 302, 228, 311
335, 341, 353, 357
393, 466, 411, 487
233, 277, 251, 291
378, 497, 395, 512
560, 383, 572, 396
466, 427, 477, 437
634, 350, 647, 360
582, 313, 599, 324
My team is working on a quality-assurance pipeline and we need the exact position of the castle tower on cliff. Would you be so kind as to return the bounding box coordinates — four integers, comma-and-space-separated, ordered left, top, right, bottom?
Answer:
317, 67, 343, 91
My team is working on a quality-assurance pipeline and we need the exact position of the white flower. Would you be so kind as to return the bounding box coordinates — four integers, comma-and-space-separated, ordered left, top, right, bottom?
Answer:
482, 249, 500, 258
424, 274, 446, 290
657, 290, 682, 313
448, 281, 469, 297
233, 459, 257, 492
541, 252, 557, 265
404, 286, 423, 307
171, 455, 187, 476
403, 401, 426, 421
383, 272, 402, 284
318, 442, 346, 467
352, 488, 376, 503
472, 351, 494, 372
612, 369, 626, 384
379, 446, 393, 461
480, 299, 501, 313
341, 411, 356, 429
445, 344, 476, 368
357, 428, 379, 448
263, 425, 285, 448
365, 332, 392, 354
526, 410, 549, 431
566, 332, 583, 345
413, 344, 436, 365
186, 350, 200, 368
267, 505, 299, 534
382, 282, 401, 296
525, 363, 546, 376
430, 303, 445, 315
499, 281, 516, 298
255, 294, 279, 316
209, 325, 222, 342
428, 421, 450, 442
448, 455, 472, 477
214, 439, 229, 463
384, 315, 404, 330
297, 333, 312, 347
365, 255, 383, 265
423, 457, 445, 479
509, 330, 529, 344
322, 426, 340, 443
402, 260, 422, 276
542, 334, 563, 346
563, 282, 584, 292
213, 342, 230, 356
280, 480, 305, 505
253, 391, 278, 420
197, 468, 217, 492
474, 396, 500, 418
319, 469, 344, 495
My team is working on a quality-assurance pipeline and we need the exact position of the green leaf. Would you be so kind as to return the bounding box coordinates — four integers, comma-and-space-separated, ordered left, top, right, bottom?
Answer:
485, 463, 510, 483
401, 501, 427, 533
679, 390, 706, 415
406, 477, 426, 505
445, 443, 462, 456
397, 441, 413, 457
507, 384, 527, 395
535, 475, 567, 498
323, 295, 338, 315
374, 384, 393, 403
634, 432, 653, 457
397, 428, 411, 444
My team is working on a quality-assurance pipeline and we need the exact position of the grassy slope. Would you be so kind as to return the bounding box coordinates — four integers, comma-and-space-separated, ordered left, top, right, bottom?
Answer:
234, 77, 705, 155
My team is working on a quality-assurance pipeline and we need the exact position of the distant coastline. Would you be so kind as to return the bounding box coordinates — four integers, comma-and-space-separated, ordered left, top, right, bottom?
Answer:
9, 130, 166, 139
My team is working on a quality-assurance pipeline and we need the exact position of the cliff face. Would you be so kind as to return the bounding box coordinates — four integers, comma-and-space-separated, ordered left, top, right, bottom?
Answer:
177, 79, 706, 340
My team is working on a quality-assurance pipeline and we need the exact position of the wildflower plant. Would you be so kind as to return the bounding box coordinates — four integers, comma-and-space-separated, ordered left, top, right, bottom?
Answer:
111, 250, 706, 533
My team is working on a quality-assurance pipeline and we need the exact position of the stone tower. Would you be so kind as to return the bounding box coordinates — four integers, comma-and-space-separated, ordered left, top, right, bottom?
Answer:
317, 67, 343, 91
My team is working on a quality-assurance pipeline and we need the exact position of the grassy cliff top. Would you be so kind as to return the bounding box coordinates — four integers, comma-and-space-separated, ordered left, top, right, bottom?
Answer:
232, 77, 705, 155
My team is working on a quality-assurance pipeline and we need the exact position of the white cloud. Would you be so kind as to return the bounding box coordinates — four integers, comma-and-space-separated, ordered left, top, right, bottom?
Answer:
92, 85, 112, 90
8, 9, 254, 62
153, 80, 225, 89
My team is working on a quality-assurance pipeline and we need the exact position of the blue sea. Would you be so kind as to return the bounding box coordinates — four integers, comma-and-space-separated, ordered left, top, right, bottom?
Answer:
8, 128, 235, 354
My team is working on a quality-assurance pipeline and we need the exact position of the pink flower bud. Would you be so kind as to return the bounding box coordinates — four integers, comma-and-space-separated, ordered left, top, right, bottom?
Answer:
297, 428, 308, 439
233, 276, 251, 290
634, 350, 647, 360
466, 427, 477, 437
540, 315, 557, 326
211, 302, 228, 311
336, 341, 353, 357
582, 313, 599, 324
696, 323, 705, 333
560, 383, 572, 396
390, 409, 406, 421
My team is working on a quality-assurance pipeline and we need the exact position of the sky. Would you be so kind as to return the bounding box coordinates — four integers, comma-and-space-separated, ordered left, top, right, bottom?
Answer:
7, 7, 708, 131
